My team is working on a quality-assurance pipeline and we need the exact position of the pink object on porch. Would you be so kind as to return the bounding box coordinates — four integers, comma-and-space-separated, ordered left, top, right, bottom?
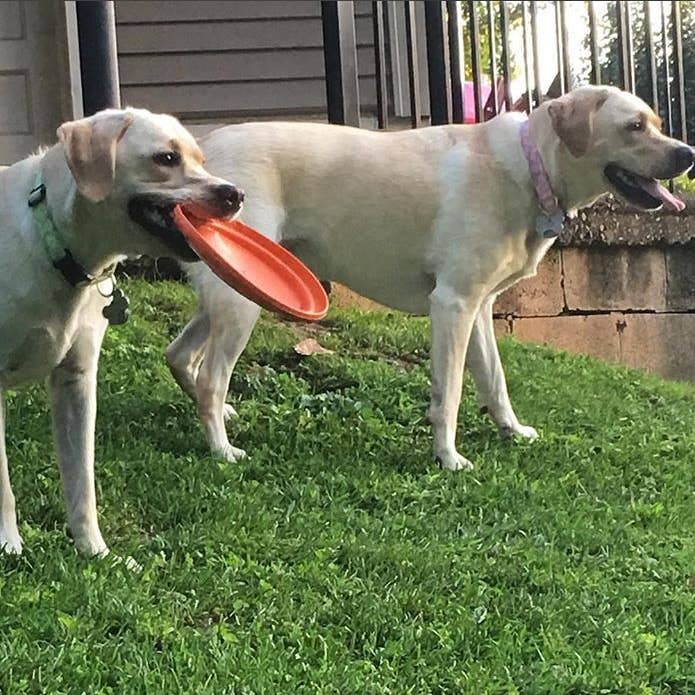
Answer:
463, 82, 491, 123
463, 79, 509, 123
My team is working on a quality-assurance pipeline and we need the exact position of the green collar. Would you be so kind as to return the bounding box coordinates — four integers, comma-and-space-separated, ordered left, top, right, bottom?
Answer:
28, 174, 115, 288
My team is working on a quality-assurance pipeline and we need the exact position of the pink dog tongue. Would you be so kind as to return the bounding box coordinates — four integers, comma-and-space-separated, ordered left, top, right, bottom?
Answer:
643, 180, 686, 212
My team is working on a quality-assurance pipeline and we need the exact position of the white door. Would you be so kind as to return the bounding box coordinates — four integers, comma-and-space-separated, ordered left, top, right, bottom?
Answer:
0, 1, 68, 164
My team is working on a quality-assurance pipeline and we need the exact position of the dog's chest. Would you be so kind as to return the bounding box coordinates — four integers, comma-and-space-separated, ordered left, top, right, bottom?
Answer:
1, 325, 69, 387
489, 231, 556, 297
522, 233, 556, 276
0, 293, 94, 388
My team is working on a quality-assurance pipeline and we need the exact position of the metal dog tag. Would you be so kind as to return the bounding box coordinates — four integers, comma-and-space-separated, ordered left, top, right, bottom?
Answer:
536, 210, 564, 239
103, 288, 130, 325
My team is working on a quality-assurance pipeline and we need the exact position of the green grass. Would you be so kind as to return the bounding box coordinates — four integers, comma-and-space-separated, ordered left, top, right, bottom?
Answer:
674, 173, 695, 194
2, 279, 695, 694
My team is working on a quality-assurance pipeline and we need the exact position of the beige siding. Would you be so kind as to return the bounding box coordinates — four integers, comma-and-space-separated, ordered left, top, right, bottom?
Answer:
115, 0, 377, 122
115, 1, 323, 22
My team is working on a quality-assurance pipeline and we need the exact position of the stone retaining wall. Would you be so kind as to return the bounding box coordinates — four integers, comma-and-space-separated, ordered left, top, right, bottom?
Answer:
493, 245, 695, 381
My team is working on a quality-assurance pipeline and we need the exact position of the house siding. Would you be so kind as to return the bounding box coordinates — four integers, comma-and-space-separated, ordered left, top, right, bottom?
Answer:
114, 0, 378, 122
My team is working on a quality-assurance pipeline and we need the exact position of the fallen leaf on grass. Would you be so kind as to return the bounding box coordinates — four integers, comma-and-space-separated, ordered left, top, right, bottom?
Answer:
293, 338, 335, 356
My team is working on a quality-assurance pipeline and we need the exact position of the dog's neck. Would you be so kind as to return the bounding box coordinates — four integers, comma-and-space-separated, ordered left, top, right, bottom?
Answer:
527, 104, 606, 214
37, 146, 127, 280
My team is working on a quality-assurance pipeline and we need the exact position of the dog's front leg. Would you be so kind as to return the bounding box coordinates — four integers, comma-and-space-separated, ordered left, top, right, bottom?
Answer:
467, 296, 538, 440
0, 389, 22, 553
428, 286, 481, 471
48, 325, 108, 556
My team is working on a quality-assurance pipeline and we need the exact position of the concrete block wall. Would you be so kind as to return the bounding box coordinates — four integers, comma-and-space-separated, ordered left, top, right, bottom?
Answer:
493, 245, 695, 382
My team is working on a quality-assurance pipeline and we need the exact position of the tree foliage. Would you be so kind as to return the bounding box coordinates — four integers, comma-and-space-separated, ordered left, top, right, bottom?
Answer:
595, 1, 695, 142
460, 1, 525, 82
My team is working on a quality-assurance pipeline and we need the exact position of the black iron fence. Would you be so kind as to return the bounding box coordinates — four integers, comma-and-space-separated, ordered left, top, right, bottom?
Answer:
322, 1, 692, 143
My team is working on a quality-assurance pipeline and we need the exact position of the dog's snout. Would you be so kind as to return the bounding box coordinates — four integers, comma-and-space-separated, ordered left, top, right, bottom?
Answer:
673, 145, 694, 173
215, 184, 244, 211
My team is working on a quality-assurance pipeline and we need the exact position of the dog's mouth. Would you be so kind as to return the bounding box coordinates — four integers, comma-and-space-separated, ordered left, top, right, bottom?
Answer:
603, 164, 685, 212
127, 194, 200, 262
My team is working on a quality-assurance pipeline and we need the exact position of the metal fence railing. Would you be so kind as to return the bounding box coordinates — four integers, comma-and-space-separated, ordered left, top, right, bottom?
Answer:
321, 1, 691, 143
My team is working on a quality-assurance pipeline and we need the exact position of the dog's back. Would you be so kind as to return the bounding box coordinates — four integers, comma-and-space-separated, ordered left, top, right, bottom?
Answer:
198, 121, 479, 309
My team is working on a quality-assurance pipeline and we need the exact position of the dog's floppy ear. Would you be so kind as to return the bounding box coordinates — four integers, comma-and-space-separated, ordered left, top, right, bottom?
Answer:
57, 111, 134, 202
547, 89, 609, 158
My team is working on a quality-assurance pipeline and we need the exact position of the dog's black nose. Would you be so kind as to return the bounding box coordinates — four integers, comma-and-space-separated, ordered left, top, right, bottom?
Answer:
673, 145, 694, 173
215, 184, 244, 210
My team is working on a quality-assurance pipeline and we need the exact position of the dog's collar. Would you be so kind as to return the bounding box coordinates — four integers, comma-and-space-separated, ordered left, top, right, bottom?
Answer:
27, 175, 116, 288
519, 120, 565, 239
28, 176, 129, 324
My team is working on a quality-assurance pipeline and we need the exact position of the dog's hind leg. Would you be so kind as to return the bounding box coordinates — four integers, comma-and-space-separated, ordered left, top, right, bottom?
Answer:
194, 289, 261, 462
466, 295, 538, 440
0, 390, 22, 554
178, 203, 284, 459
167, 303, 239, 421
166, 308, 210, 402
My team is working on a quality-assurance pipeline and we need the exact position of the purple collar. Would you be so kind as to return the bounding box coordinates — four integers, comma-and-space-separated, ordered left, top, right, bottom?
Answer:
519, 120, 565, 239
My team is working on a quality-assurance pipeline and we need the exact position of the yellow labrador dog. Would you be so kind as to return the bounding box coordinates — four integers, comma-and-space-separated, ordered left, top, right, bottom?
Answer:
0, 108, 242, 555
167, 85, 692, 471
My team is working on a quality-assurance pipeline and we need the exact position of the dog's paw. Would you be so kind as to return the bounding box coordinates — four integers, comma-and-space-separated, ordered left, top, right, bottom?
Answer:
435, 451, 474, 471
501, 423, 538, 440
73, 533, 109, 558
515, 424, 539, 440
215, 443, 247, 463
0, 528, 23, 555
222, 403, 239, 422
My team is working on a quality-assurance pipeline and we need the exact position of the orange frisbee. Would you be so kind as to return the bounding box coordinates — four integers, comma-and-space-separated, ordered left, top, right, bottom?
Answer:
173, 205, 329, 321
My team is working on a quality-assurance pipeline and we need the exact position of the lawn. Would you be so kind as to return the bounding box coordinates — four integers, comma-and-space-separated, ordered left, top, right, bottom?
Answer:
1, 279, 695, 694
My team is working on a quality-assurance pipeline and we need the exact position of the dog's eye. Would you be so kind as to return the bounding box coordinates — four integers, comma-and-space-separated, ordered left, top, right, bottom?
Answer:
626, 120, 644, 132
152, 151, 181, 167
